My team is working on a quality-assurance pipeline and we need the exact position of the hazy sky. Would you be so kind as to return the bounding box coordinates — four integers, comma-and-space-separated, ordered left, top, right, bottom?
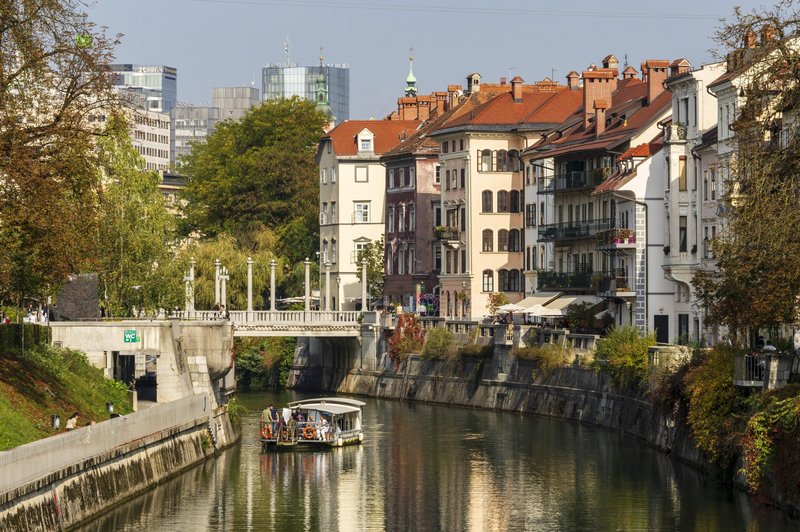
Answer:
90, 0, 768, 119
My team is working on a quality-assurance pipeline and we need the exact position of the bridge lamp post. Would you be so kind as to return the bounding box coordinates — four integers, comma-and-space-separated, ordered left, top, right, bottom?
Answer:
361, 257, 368, 314
336, 275, 341, 311
246, 257, 253, 321
325, 262, 331, 311
304, 258, 311, 312
214, 259, 221, 306
269, 259, 277, 312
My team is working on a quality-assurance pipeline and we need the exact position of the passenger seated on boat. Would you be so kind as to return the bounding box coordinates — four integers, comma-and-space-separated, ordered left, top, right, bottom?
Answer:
319, 418, 329, 440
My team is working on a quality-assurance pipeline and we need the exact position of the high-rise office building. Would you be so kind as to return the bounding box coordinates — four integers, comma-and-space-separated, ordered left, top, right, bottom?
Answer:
109, 64, 177, 113
213, 86, 260, 122
172, 104, 219, 165
262, 64, 349, 122
110, 64, 178, 164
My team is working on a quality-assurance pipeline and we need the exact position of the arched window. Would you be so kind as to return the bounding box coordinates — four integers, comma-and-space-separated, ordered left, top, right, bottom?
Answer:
482, 270, 494, 292
480, 149, 493, 172
481, 190, 493, 213
509, 269, 520, 292
498, 269, 509, 291
497, 190, 509, 212
482, 229, 494, 252
509, 229, 520, 251
510, 190, 520, 213
509, 150, 520, 172
498, 229, 509, 252
496, 150, 509, 172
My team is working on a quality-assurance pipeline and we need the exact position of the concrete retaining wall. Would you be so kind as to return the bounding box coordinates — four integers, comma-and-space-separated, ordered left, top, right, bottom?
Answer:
0, 394, 237, 531
297, 354, 706, 468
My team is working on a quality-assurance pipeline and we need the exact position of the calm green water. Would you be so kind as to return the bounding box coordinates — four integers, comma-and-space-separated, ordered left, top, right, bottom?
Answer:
82, 391, 796, 531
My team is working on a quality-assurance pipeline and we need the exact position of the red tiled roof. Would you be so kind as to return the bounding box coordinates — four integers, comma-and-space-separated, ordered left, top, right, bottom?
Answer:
618, 143, 652, 160
593, 134, 664, 195
435, 84, 581, 131
324, 120, 419, 156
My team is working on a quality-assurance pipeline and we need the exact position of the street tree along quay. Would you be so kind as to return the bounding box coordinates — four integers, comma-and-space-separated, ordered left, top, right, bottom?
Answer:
96, 116, 182, 316
0, 0, 118, 305
356, 236, 385, 302
694, 2, 800, 340
180, 97, 328, 265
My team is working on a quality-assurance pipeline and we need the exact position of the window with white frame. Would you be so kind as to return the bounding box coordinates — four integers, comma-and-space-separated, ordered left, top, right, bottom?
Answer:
386, 248, 393, 275
482, 270, 494, 292
388, 206, 395, 233
331, 201, 336, 223
331, 239, 337, 263
410, 168, 415, 187
398, 205, 405, 232
408, 204, 415, 231
331, 167, 336, 183
321, 168, 327, 184
360, 138, 372, 151
398, 246, 405, 274
389, 169, 395, 189
354, 202, 369, 223
408, 246, 415, 274
321, 202, 328, 224
354, 241, 369, 263
399, 168, 405, 188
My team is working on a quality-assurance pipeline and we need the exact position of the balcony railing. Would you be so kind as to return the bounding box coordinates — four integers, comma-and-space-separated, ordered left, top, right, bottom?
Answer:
433, 226, 460, 241
597, 270, 634, 295
596, 227, 636, 249
538, 218, 614, 242
537, 169, 610, 194
537, 269, 593, 291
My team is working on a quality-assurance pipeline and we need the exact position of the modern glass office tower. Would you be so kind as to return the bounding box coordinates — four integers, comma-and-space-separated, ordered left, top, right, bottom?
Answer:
109, 64, 178, 114
262, 65, 349, 121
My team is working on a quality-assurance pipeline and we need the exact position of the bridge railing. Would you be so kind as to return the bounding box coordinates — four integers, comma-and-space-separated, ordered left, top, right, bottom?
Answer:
168, 310, 363, 325
229, 310, 361, 324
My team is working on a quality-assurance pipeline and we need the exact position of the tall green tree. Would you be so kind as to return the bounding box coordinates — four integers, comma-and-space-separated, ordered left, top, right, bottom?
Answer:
0, 0, 118, 304
180, 97, 326, 260
695, 2, 800, 340
96, 116, 182, 316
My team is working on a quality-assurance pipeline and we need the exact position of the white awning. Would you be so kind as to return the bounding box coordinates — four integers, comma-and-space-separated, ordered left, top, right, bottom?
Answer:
543, 294, 604, 312
524, 304, 565, 317
517, 292, 563, 309
497, 303, 526, 313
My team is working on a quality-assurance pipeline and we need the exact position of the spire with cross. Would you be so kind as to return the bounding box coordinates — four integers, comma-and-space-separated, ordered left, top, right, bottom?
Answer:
405, 46, 417, 97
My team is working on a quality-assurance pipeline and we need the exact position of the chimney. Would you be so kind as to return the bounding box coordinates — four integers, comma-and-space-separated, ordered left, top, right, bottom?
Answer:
761, 24, 776, 44
582, 69, 615, 130
566, 71, 580, 89
511, 76, 524, 103
448, 84, 462, 108
644, 60, 670, 104
500, 76, 507, 85
594, 99, 609, 138
622, 66, 637, 80
745, 28, 757, 48
640, 62, 649, 82
417, 96, 431, 121
669, 58, 692, 77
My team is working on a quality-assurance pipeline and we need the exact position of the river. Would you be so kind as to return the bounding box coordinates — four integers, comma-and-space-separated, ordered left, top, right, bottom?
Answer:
80, 390, 796, 531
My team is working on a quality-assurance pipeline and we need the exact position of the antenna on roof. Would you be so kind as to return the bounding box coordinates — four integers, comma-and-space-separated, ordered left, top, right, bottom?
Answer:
624, 54, 629, 69
550, 67, 556, 80
283, 36, 291, 66
320, 46, 324, 67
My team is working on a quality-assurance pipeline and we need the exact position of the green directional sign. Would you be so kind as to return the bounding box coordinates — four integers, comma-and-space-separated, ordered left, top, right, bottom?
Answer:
124, 329, 139, 343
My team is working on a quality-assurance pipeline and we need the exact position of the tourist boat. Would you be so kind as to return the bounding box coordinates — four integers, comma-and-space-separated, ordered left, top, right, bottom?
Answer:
259, 397, 365, 450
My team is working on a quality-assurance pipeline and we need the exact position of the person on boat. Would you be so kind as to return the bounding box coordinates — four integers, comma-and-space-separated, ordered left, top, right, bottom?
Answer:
267, 404, 279, 437
319, 418, 329, 441
287, 413, 298, 442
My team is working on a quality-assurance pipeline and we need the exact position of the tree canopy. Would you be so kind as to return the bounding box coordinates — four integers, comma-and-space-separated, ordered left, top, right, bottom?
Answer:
0, 0, 118, 304
180, 97, 327, 262
694, 1, 800, 340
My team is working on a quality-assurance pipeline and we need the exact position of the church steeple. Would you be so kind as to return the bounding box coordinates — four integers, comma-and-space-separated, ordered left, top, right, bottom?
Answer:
315, 47, 333, 120
404, 47, 417, 97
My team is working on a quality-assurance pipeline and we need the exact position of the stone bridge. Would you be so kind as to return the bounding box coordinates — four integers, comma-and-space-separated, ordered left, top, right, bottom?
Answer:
170, 310, 367, 338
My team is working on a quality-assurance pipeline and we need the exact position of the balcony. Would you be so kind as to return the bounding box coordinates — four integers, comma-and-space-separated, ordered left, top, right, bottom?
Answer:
596, 228, 636, 250
538, 218, 614, 242
434, 226, 462, 249
537, 268, 593, 291
596, 269, 635, 298
537, 169, 609, 194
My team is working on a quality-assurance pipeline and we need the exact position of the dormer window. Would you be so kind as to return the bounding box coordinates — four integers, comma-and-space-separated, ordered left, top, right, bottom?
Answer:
357, 128, 375, 153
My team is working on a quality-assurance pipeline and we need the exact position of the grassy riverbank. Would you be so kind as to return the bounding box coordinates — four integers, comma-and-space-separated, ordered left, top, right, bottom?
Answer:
0, 345, 132, 450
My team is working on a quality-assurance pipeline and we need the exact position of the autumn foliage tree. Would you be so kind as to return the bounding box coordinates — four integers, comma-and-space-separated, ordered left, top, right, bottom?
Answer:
0, 0, 118, 304
694, 1, 800, 341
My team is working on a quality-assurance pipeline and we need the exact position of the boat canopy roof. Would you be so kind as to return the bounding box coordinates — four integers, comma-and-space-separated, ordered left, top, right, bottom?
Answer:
295, 403, 361, 415
288, 397, 366, 408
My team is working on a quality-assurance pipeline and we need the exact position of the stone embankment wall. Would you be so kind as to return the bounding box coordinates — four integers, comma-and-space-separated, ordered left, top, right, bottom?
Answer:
0, 394, 238, 531
293, 352, 706, 467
